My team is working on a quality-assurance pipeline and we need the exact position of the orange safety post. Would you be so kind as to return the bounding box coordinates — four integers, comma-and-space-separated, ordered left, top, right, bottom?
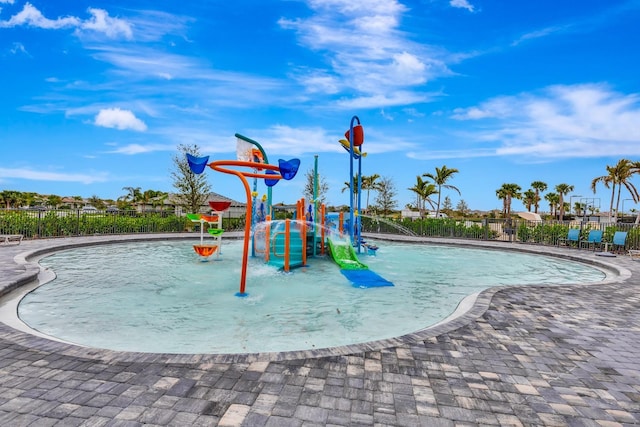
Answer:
339, 211, 344, 237
265, 215, 271, 263
284, 218, 291, 272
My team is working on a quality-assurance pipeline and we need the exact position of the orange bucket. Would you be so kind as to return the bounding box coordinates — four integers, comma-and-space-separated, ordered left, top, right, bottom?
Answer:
193, 245, 218, 257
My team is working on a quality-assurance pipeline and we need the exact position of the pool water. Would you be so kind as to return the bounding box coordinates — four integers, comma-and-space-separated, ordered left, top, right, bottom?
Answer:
18, 240, 606, 354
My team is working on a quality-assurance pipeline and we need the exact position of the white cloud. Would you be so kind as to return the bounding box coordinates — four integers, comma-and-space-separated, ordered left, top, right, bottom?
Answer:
245, 125, 338, 156
0, 167, 108, 184
0, 3, 79, 29
94, 108, 147, 131
511, 25, 570, 46
390, 52, 426, 85
279, 0, 451, 108
336, 91, 436, 109
443, 84, 640, 160
107, 143, 172, 155
0, 3, 132, 39
10, 41, 28, 55
450, 0, 475, 12
79, 8, 132, 39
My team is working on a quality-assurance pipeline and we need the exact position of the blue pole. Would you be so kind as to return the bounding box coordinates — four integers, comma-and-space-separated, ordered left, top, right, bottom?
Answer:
357, 137, 362, 253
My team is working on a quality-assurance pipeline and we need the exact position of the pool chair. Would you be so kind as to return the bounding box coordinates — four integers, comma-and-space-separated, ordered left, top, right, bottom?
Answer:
0, 234, 22, 246
579, 229, 603, 251
610, 231, 628, 254
558, 228, 580, 248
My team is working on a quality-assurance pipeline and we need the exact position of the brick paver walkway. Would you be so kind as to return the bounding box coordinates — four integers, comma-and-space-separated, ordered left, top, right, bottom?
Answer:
0, 234, 638, 426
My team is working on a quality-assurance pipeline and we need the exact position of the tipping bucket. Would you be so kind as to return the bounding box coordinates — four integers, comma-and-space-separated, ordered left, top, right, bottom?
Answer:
344, 124, 364, 146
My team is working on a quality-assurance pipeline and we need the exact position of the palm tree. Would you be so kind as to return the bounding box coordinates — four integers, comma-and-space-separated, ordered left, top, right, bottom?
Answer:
522, 189, 536, 212
592, 159, 639, 221
544, 192, 559, 218
423, 165, 460, 218
530, 181, 547, 214
150, 191, 169, 211
88, 195, 105, 209
573, 201, 584, 217
495, 183, 522, 218
341, 175, 359, 208
630, 161, 640, 223
0, 190, 22, 209
407, 176, 438, 217
555, 183, 574, 221
361, 174, 381, 214
72, 195, 84, 209
121, 186, 142, 211
47, 194, 63, 209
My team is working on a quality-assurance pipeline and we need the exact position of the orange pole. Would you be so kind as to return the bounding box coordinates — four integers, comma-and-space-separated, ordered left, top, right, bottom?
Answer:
284, 219, 291, 272
209, 160, 286, 296
265, 215, 271, 263
339, 211, 344, 237
301, 218, 307, 266
236, 173, 253, 295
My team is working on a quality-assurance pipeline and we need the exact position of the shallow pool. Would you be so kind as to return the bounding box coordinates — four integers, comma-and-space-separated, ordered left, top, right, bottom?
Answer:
18, 240, 606, 354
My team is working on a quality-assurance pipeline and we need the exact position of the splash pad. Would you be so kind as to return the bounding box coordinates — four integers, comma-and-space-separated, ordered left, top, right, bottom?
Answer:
16, 238, 607, 354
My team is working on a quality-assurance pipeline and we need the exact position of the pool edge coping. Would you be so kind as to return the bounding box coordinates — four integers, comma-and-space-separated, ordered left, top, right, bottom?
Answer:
0, 232, 629, 365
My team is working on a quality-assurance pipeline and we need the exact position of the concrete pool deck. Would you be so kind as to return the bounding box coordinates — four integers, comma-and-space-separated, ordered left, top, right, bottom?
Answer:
0, 233, 638, 426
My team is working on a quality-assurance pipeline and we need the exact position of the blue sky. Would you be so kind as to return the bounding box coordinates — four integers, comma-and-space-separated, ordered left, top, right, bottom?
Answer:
1, 0, 640, 213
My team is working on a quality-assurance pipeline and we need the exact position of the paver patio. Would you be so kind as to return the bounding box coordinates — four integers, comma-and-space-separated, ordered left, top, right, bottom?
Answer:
0, 234, 638, 426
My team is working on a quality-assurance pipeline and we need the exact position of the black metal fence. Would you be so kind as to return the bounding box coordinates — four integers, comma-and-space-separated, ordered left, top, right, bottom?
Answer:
2, 209, 639, 251
0, 209, 245, 238
360, 216, 640, 251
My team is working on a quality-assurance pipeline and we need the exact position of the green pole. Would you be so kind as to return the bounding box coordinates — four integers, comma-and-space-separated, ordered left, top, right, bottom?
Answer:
235, 133, 273, 217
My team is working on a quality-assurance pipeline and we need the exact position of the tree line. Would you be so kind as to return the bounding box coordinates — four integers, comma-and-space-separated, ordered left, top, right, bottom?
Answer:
497, 159, 640, 221
7, 142, 637, 223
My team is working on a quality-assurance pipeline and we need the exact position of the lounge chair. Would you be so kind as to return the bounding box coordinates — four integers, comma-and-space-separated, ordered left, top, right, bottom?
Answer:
0, 234, 23, 246
558, 228, 580, 247
579, 229, 603, 251
610, 231, 628, 254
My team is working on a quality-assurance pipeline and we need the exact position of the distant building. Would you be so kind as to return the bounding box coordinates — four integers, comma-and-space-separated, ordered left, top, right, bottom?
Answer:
400, 210, 448, 219
168, 192, 246, 219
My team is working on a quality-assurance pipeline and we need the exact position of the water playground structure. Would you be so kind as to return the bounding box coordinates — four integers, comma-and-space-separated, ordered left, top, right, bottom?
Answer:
186, 117, 392, 297
186, 200, 231, 259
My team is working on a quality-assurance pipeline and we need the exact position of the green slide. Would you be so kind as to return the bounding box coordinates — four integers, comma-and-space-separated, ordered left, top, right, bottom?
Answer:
326, 237, 394, 288
326, 237, 368, 270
